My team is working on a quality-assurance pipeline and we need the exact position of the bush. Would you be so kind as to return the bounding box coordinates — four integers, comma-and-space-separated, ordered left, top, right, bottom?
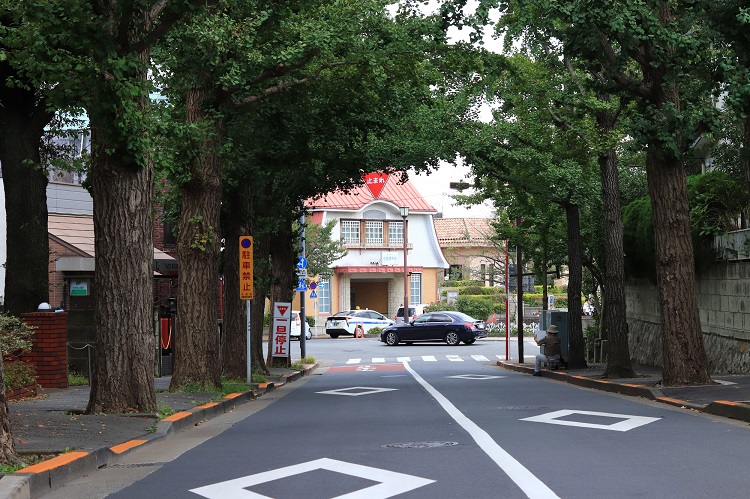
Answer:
368, 327, 383, 336
0, 314, 36, 357
4, 361, 37, 391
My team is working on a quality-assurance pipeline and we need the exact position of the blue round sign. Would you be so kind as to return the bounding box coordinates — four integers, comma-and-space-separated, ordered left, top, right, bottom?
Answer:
309, 281, 317, 290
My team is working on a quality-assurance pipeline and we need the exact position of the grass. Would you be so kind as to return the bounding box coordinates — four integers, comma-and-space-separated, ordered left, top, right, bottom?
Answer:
68, 371, 89, 386
291, 356, 316, 371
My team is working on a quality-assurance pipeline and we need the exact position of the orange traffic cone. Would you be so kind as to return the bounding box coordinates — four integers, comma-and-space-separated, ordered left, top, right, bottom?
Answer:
355, 324, 365, 338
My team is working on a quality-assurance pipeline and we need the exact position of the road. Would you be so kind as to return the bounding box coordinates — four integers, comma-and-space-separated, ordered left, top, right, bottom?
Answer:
43, 338, 750, 498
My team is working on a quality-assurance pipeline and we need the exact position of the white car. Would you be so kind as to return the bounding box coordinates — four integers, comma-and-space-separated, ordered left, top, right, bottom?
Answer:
394, 304, 427, 324
290, 311, 312, 340
325, 310, 394, 338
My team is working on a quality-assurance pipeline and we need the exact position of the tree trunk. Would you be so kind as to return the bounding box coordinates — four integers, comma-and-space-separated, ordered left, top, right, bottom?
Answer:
597, 106, 636, 377
564, 202, 586, 368
221, 204, 247, 380
171, 88, 223, 390
268, 218, 296, 367
646, 151, 711, 385
86, 119, 156, 414
0, 68, 53, 315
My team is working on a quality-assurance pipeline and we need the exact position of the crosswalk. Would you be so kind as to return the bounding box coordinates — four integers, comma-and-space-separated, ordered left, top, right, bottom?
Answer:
344, 354, 507, 365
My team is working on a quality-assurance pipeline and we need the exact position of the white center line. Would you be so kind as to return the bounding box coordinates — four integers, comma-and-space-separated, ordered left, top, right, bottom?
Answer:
447, 355, 463, 362
422, 355, 437, 362
402, 361, 559, 499
347, 358, 361, 365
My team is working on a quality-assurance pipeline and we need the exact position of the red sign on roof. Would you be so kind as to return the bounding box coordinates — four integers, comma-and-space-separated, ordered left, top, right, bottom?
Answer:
363, 172, 389, 199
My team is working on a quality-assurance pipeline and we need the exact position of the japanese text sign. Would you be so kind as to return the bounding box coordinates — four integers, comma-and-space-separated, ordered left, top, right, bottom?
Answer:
239, 236, 254, 300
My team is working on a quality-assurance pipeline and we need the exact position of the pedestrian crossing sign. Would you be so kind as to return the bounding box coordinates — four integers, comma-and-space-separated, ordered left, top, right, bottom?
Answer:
310, 290, 317, 298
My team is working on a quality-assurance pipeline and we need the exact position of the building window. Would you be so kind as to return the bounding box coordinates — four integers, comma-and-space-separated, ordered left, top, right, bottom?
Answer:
318, 277, 331, 314
341, 220, 360, 244
410, 273, 422, 305
365, 221, 384, 245
163, 222, 177, 248
389, 221, 403, 245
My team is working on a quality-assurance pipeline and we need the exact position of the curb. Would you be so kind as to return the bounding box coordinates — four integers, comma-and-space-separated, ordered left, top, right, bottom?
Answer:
3, 363, 318, 499
497, 361, 750, 423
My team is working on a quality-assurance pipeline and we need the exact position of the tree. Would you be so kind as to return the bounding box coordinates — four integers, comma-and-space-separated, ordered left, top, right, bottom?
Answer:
0, 14, 53, 316
7, 0, 208, 412
304, 220, 347, 279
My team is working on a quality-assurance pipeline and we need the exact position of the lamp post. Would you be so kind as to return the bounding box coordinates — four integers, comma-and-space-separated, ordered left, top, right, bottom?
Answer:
400, 206, 409, 323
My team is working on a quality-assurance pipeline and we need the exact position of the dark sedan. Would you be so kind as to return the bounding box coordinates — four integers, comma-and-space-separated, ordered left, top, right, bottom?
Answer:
379, 311, 487, 346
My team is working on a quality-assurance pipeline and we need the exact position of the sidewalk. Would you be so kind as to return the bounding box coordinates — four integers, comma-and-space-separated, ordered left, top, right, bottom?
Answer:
0, 365, 317, 499
498, 361, 750, 422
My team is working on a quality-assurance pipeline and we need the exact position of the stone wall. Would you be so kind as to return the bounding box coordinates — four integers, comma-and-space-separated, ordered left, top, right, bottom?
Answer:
626, 261, 750, 373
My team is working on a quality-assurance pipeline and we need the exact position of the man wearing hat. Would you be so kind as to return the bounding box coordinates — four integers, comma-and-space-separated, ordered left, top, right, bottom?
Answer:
533, 325, 561, 376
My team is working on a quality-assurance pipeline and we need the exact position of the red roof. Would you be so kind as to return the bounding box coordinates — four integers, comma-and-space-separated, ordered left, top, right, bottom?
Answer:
306, 172, 437, 213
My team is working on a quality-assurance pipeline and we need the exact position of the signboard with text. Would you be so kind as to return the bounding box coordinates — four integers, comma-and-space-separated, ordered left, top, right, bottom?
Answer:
239, 236, 254, 300
272, 302, 292, 357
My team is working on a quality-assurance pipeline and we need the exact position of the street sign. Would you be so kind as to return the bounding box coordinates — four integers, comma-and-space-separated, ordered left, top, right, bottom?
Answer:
296, 268, 308, 278
309, 281, 317, 290
549, 295, 555, 307
310, 290, 317, 299
296, 256, 307, 269
296, 279, 307, 292
239, 236, 253, 300
272, 302, 291, 357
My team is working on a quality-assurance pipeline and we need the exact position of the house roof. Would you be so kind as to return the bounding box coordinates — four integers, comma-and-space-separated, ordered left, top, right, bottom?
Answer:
48, 213, 175, 264
306, 173, 437, 213
434, 218, 496, 247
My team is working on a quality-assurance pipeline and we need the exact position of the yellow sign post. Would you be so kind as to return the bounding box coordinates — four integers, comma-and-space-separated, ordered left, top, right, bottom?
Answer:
239, 236, 254, 300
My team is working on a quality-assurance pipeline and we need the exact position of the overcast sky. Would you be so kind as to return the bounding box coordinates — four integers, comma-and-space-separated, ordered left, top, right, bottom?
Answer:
411, 160, 495, 219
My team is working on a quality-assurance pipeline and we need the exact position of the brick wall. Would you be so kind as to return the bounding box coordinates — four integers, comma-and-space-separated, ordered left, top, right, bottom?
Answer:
19, 311, 68, 388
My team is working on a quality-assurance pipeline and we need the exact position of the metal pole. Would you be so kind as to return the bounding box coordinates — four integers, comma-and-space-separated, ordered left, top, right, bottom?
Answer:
505, 239, 509, 361
300, 210, 307, 359
246, 300, 251, 385
516, 217, 524, 363
402, 212, 409, 323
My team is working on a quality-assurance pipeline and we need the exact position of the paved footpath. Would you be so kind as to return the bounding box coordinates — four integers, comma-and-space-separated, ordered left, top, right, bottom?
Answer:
2, 361, 750, 498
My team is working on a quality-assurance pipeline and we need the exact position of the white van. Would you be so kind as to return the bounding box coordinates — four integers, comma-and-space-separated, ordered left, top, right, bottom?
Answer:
290, 311, 312, 340
394, 304, 427, 324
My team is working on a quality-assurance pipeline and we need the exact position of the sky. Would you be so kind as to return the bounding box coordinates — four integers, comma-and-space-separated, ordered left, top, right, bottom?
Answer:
411, 160, 496, 219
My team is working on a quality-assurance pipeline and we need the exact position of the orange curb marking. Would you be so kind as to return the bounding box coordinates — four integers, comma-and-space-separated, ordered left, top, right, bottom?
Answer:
657, 397, 687, 405
110, 439, 148, 454
571, 376, 588, 380
196, 402, 219, 409
714, 400, 741, 406
257, 383, 271, 389
621, 384, 642, 388
161, 411, 192, 422
16, 451, 89, 473
224, 393, 243, 399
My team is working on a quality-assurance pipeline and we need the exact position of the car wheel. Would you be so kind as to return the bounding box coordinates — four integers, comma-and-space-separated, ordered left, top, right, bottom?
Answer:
385, 331, 400, 346
445, 331, 461, 346
306, 332, 312, 340
329, 333, 339, 338
464, 338, 476, 345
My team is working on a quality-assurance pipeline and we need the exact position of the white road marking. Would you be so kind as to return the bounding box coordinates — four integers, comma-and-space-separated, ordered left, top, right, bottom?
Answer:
372, 358, 386, 363
447, 355, 463, 362
190, 457, 434, 498
316, 386, 398, 397
422, 355, 437, 362
402, 361, 559, 499
396, 356, 411, 362
472, 355, 489, 361
714, 379, 737, 386
347, 358, 361, 364
356, 365, 376, 372
521, 410, 660, 432
448, 374, 506, 380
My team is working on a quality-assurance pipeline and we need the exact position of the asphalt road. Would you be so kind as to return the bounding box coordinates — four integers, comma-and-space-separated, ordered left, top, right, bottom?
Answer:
42, 338, 750, 498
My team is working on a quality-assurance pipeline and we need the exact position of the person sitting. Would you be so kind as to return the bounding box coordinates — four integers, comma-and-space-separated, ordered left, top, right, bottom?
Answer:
533, 325, 561, 376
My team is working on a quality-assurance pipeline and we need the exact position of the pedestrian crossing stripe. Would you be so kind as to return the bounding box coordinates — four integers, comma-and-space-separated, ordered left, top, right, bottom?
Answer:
342, 354, 505, 365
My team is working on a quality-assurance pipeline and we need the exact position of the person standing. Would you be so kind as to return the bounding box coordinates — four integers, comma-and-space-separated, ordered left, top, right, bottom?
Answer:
533, 325, 561, 376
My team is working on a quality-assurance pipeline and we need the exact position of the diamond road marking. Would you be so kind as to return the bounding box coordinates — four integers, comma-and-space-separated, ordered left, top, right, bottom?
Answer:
472, 355, 489, 361
447, 355, 463, 362
396, 357, 411, 362
347, 358, 361, 365
448, 374, 506, 380
715, 379, 737, 386
521, 410, 660, 432
316, 386, 398, 397
422, 356, 437, 362
190, 457, 434, 498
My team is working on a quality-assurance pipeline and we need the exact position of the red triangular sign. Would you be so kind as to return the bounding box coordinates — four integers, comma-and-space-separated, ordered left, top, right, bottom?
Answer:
277, 305, 289, 316
363, 172, 389, 198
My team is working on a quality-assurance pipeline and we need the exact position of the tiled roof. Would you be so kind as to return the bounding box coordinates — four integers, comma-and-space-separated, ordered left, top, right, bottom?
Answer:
306, 172, 437, 212
434, 218, 495, 246
48, 213, 175, 262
